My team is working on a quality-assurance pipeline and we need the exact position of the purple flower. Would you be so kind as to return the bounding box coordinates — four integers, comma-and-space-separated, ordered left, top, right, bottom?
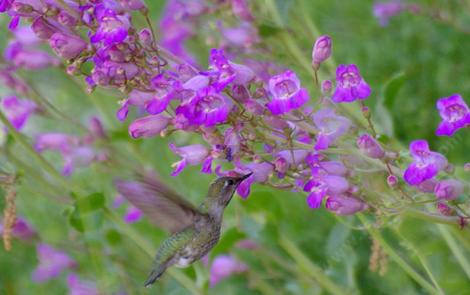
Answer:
177, 87, 232, 127
128, 115, 170, 138
305, 180, 328, 209
435, 94, 470, 136
62, 146, 100, 176
67, 273, 98, 295
312, 35, 332, 67
49, 32, 87, 59
146, 74, 180, 115
234, 161, 273, 198
312, 108, 351, 150
209, 255, 248, 287
231, 0, 253, 21
1, 96, 36, 130
32, 244, 76, 282
90, 9, 130, 45
356, 134, 385, 159
0, 216, 37, 241
434, 179, 464, 200
325, 195, 368, 215
31, 17, 57, 39
34, 133, 75, 153
116, 90, 154, 121
266, 70, 309, 115
4, 41, 59, 70
373, 1, 404, 26
403, 140, 447, 186
124, 206, 143, 223
209, 48, 255, 90
332, 64, 371, 103
169, 143, 209, 176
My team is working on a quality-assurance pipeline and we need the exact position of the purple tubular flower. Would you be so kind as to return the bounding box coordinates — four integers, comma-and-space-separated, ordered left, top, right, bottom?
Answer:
4, 41, 59, 70
67, 274, 99, 295
267, 70, 309, 115
146, 74, 180, 115
434, 179, 464, 200
325, 195, 368, 215
116, 90, 154, 121
31, 17, 57, 39
312, 108, 351, 150
312, 35, 332, 67
49, 32, 87, 59
1, 96, 36, 130
332, 64, 371, 103
209, 255, 248, 287
357, 134, 385, 158
169, 143, 209, 176
435, 94, 470, 136
32, 244, 76, 282
209, 48, 254, 90
403, 140, 447, 185
128, 115, 170, 138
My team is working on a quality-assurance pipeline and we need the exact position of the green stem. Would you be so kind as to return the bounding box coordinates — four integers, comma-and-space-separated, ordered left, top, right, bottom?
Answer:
436, 224, 470, 280
403, 208, 462, 226
358, 215, 440, 294
0, 111, 70, 189
393, 230, 445, 294
102, 208, 202, 295
278, 234, 348, 295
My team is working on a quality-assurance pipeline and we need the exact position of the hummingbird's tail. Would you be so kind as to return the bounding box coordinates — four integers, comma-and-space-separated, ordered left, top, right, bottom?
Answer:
144, 267, 165, 288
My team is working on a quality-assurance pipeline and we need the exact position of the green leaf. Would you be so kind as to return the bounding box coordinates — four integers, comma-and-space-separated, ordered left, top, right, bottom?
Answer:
258, 23, 282, 37
382, 72, 406, 109
105, 229, 122, 246
69, 208, 84, 233
74, 192, 105, 214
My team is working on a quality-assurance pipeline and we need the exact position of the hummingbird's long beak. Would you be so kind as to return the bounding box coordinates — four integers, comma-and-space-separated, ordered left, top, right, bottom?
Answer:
238, 172, 253, 182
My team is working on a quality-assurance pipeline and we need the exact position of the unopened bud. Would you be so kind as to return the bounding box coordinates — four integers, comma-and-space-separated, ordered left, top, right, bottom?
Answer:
312, 35, 332, 69
437, 202, 454, 216
321, 80, 332, 94
361, 106, 371, 118
386, 175, 398, 187
357, 134, 385, 159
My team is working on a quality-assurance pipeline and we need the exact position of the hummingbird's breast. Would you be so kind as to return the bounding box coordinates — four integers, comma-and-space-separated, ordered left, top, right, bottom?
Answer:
175, 216, 221, 267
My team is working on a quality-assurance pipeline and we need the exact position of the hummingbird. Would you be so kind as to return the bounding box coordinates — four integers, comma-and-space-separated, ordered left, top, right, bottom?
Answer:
115, 172, 252, 287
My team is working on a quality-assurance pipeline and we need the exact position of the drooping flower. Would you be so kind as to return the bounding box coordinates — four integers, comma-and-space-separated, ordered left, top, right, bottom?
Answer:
266, 70, 309, 115
305, 180, 328, 209
332, 64, 371, 103
209, 255, 248, 287
403, 140, 447, 185
325, 195, 368, 215
49, 32, 87, 59
312, 108, 351, 150
32, 244, 76, 283
234, 161, 273, 198
34, 133, 75, 153
169, 143, 209, 176
435, 94, 470, 136
1, 95, 36, 130
312, 35, 332, 68
209, 48, 254, 90
356, 134, 385, 159
434, 179, 464, 200
128, 115, 170, 138
67, 273, 98, 295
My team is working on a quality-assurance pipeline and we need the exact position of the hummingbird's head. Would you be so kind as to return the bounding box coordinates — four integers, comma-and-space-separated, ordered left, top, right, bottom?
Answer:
207, 173, 253, 207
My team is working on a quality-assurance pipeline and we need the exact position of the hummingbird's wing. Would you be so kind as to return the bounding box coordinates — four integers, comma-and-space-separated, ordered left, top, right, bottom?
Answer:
115, 173, 200, 233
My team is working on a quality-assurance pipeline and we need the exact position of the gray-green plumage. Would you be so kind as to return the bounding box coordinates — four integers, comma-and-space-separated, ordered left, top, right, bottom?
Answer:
115, 172, 251, 287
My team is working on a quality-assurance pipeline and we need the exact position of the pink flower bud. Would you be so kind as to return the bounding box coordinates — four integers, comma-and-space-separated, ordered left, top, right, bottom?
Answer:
437, 202, 454, 216
312, 35, 332, 67
386, 175, 398, 187
434, 179, 464, 200
128, 115, 170, 138
321, 80, 332, 94
49, 32, 87, 59
357, 134, 385, 159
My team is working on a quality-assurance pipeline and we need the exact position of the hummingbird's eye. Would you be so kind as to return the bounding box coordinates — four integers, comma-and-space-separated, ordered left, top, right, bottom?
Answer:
227, 179, 235, 186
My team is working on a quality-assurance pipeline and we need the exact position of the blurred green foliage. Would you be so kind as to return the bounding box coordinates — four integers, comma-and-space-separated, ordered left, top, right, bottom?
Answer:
1, 0, 470, 294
